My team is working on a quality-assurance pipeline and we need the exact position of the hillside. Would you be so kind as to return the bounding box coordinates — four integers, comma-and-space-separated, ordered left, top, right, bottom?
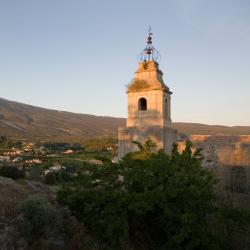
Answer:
172, 122, 250, 136
0, 98, 124, 142
0, 97, 250, 142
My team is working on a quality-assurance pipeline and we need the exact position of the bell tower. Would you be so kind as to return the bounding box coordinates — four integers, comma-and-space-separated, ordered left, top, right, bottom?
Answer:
118, 30, 177, 159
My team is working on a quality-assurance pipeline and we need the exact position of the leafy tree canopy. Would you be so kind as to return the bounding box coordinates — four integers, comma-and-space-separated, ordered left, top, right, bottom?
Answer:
57, 141, 249, 249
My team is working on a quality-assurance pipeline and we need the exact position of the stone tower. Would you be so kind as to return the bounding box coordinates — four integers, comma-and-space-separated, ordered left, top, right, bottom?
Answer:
118, 30, 177, 159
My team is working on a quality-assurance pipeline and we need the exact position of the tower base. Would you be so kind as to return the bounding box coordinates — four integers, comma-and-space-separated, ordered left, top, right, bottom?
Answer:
118, 126, 177, 160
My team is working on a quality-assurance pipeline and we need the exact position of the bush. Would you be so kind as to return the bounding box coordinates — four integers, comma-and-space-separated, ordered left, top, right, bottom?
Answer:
17, 194, 61, 241
28, 165, 43, 181
57, 141, 220, 249
127, 79, 149, 91
44, 172, 57, 185
0, 165, 25, 180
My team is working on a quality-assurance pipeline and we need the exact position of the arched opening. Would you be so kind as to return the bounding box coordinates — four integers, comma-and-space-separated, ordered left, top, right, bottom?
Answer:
138, 98, 147, 111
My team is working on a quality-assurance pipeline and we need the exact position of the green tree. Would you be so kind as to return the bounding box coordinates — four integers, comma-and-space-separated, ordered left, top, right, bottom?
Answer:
0, 165, 25, 179
44, 172, 57, 185
57, 141, 248, 249
28, 165, 43, 181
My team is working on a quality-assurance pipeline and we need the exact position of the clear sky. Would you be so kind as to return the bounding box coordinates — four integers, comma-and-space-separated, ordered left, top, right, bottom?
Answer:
0, 0, 250, 126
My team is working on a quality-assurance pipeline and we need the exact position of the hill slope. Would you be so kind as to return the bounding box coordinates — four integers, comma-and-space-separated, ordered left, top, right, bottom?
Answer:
0, 98, 125, 142
0, 97, 249, 142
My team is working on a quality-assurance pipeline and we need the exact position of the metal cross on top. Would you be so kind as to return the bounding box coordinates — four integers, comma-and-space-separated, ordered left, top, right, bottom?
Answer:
138, 27, 161, 63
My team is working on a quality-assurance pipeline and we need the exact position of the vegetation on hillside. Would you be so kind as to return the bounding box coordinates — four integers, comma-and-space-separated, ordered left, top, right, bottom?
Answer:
0, 135, 116, 188
127, 79, 149, 92
57, 141, 250, 249
0, 139, 249, 249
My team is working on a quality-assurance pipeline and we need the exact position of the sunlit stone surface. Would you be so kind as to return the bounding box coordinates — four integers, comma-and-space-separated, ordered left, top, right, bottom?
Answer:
118, 61, 177, 159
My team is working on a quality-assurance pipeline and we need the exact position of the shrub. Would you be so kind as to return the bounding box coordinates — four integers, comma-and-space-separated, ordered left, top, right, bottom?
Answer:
28, 165, 43, 181
57, 141, 221, 249
127, 79, 149, 92
44, 172, 57, 185
17, 194, 61, 241
0, 165, 25, 180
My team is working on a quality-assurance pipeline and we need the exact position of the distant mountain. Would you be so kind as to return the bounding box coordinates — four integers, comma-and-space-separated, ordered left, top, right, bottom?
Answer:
0, 97, 249, 142
172, 123, 250, 136
0, 98, 124, 142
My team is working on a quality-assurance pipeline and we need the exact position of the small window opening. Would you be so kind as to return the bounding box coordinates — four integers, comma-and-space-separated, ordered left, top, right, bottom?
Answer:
138, 98, 147, 111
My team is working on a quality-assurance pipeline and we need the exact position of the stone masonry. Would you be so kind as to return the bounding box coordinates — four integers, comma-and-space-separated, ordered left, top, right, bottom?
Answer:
118, 60, 177, 159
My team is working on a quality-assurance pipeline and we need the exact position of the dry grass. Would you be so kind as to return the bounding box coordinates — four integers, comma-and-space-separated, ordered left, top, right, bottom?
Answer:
0, 178, 29, 218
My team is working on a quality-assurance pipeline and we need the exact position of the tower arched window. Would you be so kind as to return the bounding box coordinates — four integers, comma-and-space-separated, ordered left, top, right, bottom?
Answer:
138, 98, 147, 111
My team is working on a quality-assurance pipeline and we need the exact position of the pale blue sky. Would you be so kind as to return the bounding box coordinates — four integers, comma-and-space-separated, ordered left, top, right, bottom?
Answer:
0, 0, 250, 126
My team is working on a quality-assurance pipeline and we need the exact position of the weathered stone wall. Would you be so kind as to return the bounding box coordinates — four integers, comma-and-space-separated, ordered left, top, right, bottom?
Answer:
186, 135, 250, 167
127, 90, 171, 127
118, 60, 176, 160
118, 125, 177, 159
178, 135, 250, 208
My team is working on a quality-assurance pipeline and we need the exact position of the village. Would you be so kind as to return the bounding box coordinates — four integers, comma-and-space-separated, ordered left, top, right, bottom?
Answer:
0, 136, 117, 184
